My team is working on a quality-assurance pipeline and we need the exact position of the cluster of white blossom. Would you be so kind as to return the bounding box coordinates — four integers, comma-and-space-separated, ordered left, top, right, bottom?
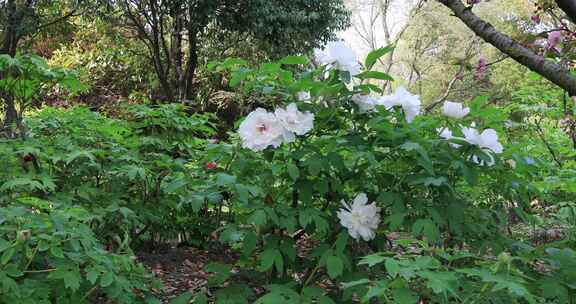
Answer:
352, 87, 421, 123
316, 41, 423, 123
378, 87, 422, 123
442, 101, 470, 119
337, 193, 381, 241
238, 103, 314, 152
314, 41, 362, 76
236, 42, 506, 242
438, 101, 503, 166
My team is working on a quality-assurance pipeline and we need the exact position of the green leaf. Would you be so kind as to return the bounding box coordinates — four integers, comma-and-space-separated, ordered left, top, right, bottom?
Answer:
50, 246, 64, 258
287, 163, 300, 181
86, 267, 99, 284
63, 270, 81, 291
362, 281, 389, 302
334, 232, 349, 254
391, 287, 418, 304
170, 291, 194, 304
4, 264, 23, 278
356, 71, 394, 81
365, 45, 394, 70
259, 248, 278, 272
326, 255, 344, 279
385, 258, 400, 277
341, 279, 370, 289
216, 173, 236, 186
249, 209, 267, 227
280, 56, 308, 65
419, 271, 458, 296
193, 293, 208, 304
359, 253, 386, 267
242, 231, 257, 257
205, 263, 232, 286
274, 250, 284, 274
0, 239, 11, 252
412, 219, 440, 242
100, 271, 114, 287
1, 247, 15, 265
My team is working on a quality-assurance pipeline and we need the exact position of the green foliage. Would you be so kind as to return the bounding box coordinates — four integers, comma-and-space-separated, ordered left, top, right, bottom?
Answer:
0, 104, 218, 302
215, 0, 350, 56
49, 19, 152, 102
182, 52, 576, 302
0, 54, 84, 104
0, 204, 160, 303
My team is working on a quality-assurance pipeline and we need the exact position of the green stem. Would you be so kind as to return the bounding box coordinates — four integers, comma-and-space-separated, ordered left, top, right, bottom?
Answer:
80, 285, 99, 303
24, 268, 56, 273
23, 246, 38, 272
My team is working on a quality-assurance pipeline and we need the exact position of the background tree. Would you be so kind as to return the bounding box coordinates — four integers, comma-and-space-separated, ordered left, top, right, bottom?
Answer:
115, 0, 350, 102
345, 0, 423, 92
0, 0, 87, 133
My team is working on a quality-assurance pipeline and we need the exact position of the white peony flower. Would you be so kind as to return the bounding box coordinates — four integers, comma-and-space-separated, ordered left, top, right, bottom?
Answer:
437, 127, 461, 148
238, 108, 285, 151
297, 91, 311, 102
337, 193, 381, 241
442, 101, 470, 119
274, 103, 314, 141
314, 41, 362, 76
352, 94, 378, 113
378, 87, 421, 123
461, 127, 504, 154
460, 126, 504, 166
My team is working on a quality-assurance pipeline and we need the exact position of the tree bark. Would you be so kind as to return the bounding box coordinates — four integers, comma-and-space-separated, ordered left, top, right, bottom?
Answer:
1, 0, 21, 135
1, 0, 19, 56
437, 0, 576, 96
555, 0, 576, 22
181, 28, 198, 102
181, 4, 199, 102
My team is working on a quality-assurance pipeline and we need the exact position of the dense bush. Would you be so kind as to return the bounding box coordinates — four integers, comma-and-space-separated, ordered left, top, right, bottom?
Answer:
0, 203, 159, 304
169, 46, 575, 303
0, 104, 217, 302
1, 42, 575, 303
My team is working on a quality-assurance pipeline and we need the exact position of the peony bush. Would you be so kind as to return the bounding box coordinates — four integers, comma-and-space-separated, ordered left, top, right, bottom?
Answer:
191, 41, 576, 303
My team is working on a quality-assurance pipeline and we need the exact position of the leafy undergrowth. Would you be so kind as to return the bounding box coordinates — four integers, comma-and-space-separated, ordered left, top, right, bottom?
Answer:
1, 48, 576, 304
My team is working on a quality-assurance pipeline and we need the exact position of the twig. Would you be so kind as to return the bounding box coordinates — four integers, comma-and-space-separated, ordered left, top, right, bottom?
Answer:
534, 118, 563, 168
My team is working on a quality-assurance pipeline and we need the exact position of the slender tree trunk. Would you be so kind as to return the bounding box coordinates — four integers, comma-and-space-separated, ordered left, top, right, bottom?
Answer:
1, 0, 22, 135
182, 32, 198, 102
171, 10, 184, 100
1, 0, 19, 56
181, 5, 198, 102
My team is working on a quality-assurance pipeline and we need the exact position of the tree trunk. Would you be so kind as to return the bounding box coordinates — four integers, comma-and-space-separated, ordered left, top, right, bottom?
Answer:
437, 0, 576, 96
181, 6, 198, 102
2, 94, 20, 138
171, 10, 184, 100
181, 32, 198, 102
1, 0, 21, 135
1, 0, 19, 56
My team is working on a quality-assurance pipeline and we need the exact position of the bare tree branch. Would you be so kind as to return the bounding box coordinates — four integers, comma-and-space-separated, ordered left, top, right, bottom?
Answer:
437, 0, 576, 96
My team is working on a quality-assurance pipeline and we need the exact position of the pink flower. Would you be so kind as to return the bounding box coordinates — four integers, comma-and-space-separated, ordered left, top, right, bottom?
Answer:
531, 15, 541, 24
547, 31, 563, 50
475, 57, 487, 81
206, 162, 218, 170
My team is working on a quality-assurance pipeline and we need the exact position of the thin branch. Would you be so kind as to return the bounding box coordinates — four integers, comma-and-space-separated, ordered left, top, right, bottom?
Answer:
534, 118, 563, 168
